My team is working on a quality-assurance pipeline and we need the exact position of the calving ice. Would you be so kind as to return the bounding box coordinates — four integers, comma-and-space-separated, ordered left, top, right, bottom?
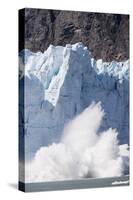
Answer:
19, 42, 129, 182
25, 102, 129, 182
19, 42, 129, 157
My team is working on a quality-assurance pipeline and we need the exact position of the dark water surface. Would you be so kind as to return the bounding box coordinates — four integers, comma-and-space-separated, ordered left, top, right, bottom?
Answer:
19, 175, 129, 192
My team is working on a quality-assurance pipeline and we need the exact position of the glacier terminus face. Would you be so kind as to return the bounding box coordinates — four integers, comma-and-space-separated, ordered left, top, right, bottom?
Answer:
19, 43, 129, 180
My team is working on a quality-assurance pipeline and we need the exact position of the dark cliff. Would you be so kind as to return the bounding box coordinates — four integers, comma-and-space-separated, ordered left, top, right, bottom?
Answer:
19, 8, 129, 61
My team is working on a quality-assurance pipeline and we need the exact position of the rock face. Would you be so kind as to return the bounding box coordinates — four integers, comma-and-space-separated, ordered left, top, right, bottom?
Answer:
19, 8, 129, 61
19, 43, 129, 160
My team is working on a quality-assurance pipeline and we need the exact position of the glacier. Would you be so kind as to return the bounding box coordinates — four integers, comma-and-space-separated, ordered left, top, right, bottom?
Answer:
19, 42, 129, 161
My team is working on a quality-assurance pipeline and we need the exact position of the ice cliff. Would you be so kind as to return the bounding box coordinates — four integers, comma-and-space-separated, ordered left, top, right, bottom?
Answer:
19, 42, 129, 160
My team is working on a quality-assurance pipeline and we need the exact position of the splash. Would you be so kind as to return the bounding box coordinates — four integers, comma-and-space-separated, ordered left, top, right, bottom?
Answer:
25, 102, 129, 182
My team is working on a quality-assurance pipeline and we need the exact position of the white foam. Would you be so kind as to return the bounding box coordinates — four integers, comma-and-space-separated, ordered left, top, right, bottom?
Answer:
25, 102, 129, 182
